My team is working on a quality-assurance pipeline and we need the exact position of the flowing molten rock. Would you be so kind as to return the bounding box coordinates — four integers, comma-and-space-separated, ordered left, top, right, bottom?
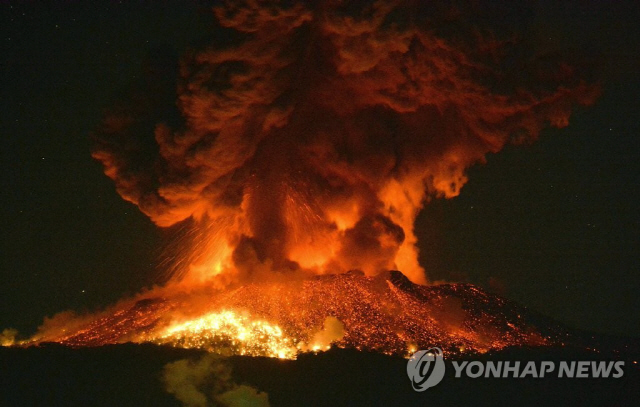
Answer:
28, 271, 569, 359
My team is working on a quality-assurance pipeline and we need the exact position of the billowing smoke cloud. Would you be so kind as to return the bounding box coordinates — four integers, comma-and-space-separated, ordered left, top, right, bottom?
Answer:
92, 1, 598, 286
299, 316, 345, 351
163, 354, 269, 407
0, 328, 18, 346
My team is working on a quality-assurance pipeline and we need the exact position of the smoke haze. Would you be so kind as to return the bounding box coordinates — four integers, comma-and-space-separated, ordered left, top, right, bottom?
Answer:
163, 353, 270, 407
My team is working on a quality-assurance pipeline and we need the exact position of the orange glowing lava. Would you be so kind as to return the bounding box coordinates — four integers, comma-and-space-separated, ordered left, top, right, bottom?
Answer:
22, 271, 567, 359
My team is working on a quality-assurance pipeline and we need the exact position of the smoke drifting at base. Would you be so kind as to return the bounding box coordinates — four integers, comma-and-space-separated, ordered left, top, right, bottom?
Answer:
163, 353, 270, 407
91, 1, 598, 287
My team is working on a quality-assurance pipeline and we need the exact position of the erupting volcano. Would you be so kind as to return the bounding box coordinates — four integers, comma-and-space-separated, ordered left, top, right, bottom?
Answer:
14, 1, 599, 359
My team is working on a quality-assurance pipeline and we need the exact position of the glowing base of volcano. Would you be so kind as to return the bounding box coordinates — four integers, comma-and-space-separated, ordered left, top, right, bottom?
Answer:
24, 271, 570, 359
146, 310, 297, 359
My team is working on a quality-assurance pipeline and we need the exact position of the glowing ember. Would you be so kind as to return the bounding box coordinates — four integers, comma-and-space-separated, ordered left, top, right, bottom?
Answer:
146, 311, 296, 359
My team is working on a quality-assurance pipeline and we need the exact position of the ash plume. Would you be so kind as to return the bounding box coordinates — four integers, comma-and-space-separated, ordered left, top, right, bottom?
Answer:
92, 1, 598, 286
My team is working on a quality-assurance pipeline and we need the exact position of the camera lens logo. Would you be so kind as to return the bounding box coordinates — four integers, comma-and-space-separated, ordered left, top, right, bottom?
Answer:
407, 347, 446, 391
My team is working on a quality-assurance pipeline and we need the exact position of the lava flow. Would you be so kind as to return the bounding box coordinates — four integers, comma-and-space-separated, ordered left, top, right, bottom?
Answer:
23, 270, 572, 359
10, 2, 597, 359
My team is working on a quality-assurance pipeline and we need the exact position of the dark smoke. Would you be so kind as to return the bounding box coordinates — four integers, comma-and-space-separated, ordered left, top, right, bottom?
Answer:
92, 1, 599, 284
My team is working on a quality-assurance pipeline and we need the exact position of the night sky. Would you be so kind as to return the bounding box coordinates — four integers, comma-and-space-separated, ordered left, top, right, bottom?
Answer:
1, 1, 639, 339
